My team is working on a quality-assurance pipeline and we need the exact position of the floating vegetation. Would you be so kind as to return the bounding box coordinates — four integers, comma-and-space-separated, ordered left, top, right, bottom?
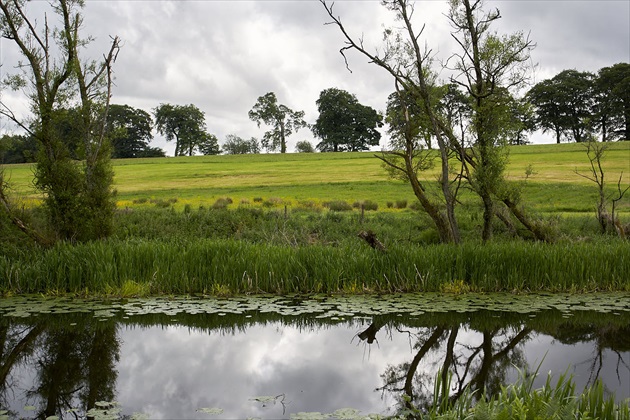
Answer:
196, 407, 224, 415
0, 292, 629, 321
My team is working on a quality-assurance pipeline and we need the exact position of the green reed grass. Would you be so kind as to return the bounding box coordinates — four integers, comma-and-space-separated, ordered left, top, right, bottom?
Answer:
2, 239, 628, 295
409, 368, 630, 419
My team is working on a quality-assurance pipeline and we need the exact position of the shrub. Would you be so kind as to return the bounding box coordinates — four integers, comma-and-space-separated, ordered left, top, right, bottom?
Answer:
263, 197, 283, 207
324, 200, 353, 212
353, 200, 378, 211
386, 201, 394, 208
212, 197, 233, 210
253, 197, 263, 203
132, 198, 148, 204
395, 199, 408, 209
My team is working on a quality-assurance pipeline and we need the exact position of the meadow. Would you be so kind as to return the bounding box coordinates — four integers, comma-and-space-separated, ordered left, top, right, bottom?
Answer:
1, 142, 629, 296
3, 142, 629, 214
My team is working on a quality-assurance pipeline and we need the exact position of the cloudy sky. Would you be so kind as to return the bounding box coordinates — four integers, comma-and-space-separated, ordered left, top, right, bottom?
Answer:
1, 0, 629, 155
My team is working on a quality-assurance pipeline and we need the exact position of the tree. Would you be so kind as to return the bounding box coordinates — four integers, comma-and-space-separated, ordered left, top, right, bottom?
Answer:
595, 63, 630, 141
107, 105, 154, 158
446, 0, 537, 242
197, 133, 221, 155
312, 88, 383, 152
248, 92, 307, 153
295, 140, 315, 153
527, 70, 595, 143
321, 0, 462, 244
322, 0, 546, 243
222, 134, 260, 155
0, 134, 37, 164
153, 103, 211, 156
0, 0, 120, 242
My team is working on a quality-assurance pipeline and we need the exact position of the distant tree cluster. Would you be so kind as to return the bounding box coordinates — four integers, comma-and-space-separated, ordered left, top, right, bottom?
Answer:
222, 135, 260, 155
527, 63, 630, 143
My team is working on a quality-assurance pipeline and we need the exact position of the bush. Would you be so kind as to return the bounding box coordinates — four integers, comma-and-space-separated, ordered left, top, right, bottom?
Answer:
395, 199, 408, 209
212, 197, 233, 210
353, 200, 378, 211
262, 197, 283, 208
324, 200, 353, 212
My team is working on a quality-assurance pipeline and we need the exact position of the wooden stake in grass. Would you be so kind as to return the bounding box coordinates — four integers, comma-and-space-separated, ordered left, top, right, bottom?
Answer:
358, 230, 386, 252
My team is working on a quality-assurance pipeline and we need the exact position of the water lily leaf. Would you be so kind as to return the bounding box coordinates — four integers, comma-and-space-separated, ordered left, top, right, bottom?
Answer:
197, 407, 223, 415
290, 412, 330, 420
23, 405, 36, 411
332, 408, 362, 419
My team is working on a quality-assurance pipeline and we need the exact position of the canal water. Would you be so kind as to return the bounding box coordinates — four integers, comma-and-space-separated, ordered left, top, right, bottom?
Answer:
0, 293, 628, 419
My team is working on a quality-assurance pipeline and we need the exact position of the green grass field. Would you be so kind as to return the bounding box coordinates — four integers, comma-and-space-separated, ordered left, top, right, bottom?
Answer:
3, 142, 629, 214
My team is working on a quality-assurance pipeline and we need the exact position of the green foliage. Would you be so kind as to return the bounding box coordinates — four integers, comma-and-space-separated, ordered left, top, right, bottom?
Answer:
1, 230, 628, 295
222, 134, 260, 154
248, 92, 306, 153
212, 197, 233, 209
312, 88, 383, 152
107, 104, 157, 158
295, 140, 315, 153
527, 70, 597, 143
323, 200, 353, 212
153, 103, 214, 156
595, 62, 630, 141
0, 134, 37, 164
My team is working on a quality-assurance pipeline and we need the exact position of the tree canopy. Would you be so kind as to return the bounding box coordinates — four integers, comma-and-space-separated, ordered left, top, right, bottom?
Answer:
154, 103, 214, 156
107, 105, 157, 158
222, 135, 260, 155
248, 92, 306, 153
312, 88, 383, 152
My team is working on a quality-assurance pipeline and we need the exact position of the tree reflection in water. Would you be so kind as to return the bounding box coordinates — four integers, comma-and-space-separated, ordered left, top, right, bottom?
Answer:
0, 306, 628, 418
364, 313, 630, 415
0, 317, 119, 419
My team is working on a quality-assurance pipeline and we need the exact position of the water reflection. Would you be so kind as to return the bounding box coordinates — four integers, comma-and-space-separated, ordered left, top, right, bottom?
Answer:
0, 306, 628, 418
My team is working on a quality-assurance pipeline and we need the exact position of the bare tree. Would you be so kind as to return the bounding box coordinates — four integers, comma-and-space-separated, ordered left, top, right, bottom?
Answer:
321, 0, 462, 243
576, 139, 629, 238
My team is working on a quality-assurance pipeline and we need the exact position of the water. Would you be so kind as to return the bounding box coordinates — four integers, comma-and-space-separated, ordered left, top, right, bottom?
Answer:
0, 294, 628, 419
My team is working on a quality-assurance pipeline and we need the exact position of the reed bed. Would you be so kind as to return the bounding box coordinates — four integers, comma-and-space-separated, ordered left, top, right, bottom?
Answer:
410, 369, 630, 419
1, 239, 628, 295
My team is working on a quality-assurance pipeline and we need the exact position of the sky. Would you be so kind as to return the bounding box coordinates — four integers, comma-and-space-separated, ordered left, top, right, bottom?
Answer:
1, 0, 629, 155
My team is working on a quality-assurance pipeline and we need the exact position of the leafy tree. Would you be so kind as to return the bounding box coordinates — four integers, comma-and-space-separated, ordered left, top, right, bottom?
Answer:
222, 135, 260, 155
197, 133, 221, 155
295, 140, 315, 153
154, 103, 211, 156
0, 0, 120, 242
527, 70, 595, 143
248, 92, 307, 153
385, 88, 431, 150
595, 63, 630, 141
312, 88, 383, 152
0, 134, 37, 164
107, 104, 154, 158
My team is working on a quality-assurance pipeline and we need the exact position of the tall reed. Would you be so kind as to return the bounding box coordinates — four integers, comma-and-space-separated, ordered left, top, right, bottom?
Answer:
1, 239, 628, 295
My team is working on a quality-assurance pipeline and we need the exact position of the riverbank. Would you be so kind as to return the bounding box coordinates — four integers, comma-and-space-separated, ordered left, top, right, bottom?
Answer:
2, 234, 628, 296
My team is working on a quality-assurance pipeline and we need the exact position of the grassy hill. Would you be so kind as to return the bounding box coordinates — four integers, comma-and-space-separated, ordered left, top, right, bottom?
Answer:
3, 142, 629, 214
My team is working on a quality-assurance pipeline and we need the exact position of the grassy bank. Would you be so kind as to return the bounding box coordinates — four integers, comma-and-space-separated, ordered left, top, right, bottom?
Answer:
2, 237, 628, 295
2, 143, 629, 296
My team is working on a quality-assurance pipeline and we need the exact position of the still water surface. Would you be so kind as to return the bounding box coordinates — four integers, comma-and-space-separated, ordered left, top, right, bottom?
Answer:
0, 294, 628, 419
